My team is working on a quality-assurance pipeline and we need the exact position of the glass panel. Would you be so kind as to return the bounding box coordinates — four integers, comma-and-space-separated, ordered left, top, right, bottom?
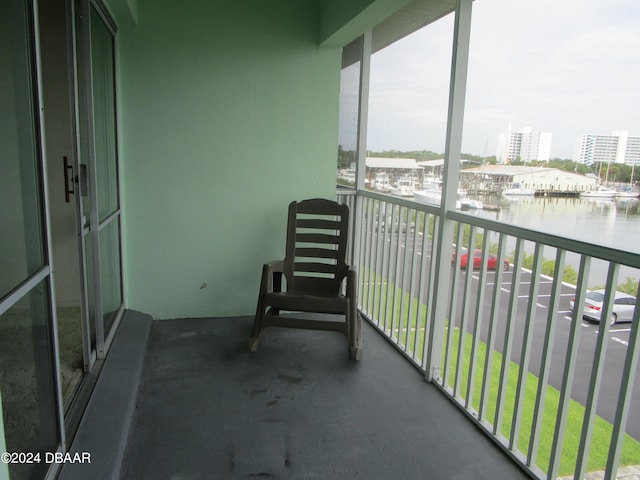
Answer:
91, 6, 119, 221
337, 37, 362, 188
99, 218, 122, 337
0, 281, 60, 480
73, 0, 93, 222
0, 0, 46, 299
56, 304, 84, 411
83, 234, 97, 351
367, 17, 453, 196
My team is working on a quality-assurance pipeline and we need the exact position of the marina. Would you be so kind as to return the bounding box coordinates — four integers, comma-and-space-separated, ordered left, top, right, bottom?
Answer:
342, 159, 640, 199
469, 194, 640, 250
464, 193, 640, 286
339, 160, 640, 284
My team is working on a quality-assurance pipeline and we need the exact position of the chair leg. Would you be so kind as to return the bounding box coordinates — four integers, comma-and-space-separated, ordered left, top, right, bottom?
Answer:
248, 333, 260, 352
347, 303, 362, 361
345, 268, 362, 360
248, 329, 261, 352
349, 346, 362, 361
249, 267, 283, 352
248, 295, 266, 352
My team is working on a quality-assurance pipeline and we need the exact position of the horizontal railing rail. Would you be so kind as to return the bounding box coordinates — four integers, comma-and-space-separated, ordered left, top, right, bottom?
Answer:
337, 188, 640, 480
447, 210, 640, 269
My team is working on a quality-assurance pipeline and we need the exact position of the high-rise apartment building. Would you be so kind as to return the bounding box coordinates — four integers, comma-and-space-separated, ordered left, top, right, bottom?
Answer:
497, 127, 552, 164
626, 136, 640, 166
576, 130, 640, 166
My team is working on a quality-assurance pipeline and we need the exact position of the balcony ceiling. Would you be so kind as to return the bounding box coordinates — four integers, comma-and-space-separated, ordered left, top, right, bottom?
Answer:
322, 0, 456, 49
371, 0, 456, 53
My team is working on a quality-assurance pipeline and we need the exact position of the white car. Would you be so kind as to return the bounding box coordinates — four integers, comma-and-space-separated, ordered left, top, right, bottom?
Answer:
569, 289, 637, 325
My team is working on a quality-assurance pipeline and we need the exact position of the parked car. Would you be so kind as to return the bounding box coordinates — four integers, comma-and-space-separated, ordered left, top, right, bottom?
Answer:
569, 289, 637, 324
451, 248, 509, 271
373, 217, 415, 235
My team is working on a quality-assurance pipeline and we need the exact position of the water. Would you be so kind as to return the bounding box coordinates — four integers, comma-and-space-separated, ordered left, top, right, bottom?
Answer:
465, 195, 640, 286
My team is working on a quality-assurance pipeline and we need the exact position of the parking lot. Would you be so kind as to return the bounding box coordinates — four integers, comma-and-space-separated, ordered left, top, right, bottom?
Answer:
455, 266, 639, 440
367, 227, 639, 440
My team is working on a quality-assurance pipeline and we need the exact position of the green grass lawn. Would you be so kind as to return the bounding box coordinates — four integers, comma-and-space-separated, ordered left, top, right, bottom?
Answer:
444, 326, 640, 476
359, 272, 640, 477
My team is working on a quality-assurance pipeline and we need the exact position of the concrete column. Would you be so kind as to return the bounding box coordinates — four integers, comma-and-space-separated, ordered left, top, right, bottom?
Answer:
353, 31, 372, 268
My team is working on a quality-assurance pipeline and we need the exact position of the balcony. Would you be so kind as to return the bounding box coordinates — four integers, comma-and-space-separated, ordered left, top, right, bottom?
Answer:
339, 190, 640, 479
60, 312, 529, 480
60, 191, 639, 480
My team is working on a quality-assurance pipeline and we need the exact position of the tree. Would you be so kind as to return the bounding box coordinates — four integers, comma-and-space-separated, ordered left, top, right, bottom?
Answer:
548, 159, 590, 175
337, 144, 355, 170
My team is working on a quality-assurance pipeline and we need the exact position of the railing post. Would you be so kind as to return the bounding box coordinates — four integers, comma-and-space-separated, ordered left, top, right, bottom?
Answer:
426, 0, 473, 382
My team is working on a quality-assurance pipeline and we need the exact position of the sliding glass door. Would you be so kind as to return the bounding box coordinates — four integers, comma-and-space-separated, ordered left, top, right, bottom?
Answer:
0, 1, 124, 477
73, 0, 124, 360
0, 0, 63, 478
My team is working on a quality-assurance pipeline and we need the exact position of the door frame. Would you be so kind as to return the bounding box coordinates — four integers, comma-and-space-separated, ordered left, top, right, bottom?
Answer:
1, 0, 67, 474
68, 0, 125, 371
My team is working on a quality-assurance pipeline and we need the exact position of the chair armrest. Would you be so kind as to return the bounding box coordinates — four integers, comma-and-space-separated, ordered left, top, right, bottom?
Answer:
261, 260, 285, 293
263, 260, 284, 273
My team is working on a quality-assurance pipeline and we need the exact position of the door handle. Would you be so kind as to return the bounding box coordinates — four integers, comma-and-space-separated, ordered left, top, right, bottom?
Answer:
63, 156, 74, 203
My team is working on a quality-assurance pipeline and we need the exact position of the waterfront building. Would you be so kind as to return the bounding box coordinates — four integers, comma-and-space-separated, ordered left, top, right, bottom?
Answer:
497, 126, 552, 164
458, 164, 597, 194
577, 130, 640, 166
626, 136, 640, 166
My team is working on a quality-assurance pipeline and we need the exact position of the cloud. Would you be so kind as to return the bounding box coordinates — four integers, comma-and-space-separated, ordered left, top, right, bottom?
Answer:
366, 0, 640, 159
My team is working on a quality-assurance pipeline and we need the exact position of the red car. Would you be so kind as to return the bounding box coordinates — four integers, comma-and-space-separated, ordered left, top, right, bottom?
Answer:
452, 248, 510, 271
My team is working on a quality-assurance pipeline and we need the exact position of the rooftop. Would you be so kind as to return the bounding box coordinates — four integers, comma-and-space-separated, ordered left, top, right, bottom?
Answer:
462, 165, 557, 176
366, 157, 420, 169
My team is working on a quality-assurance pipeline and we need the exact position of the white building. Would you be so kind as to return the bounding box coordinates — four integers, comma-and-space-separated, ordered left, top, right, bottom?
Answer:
459, 165, 597, 193
497, 127, 552, 164
576, 130, 640, 166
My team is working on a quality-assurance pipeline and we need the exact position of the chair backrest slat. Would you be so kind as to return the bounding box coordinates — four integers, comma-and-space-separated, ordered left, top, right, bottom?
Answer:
293, 262, 340, 274
296, 218, 342, 230
284, 199, 349, 295
295, 247, 340, 260
295, 233, 339, 244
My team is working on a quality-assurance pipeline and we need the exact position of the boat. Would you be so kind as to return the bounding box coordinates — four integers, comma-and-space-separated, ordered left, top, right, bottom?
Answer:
389, 176, 416, 197
372, 172, 393, 193
580, 187, 618, 198
459, 198, 483, 210
616, 161, 639, 198
615, 188, 639, 199
413, 184, 442, 206
414, 179, 463, 209
502, 183, 536, 196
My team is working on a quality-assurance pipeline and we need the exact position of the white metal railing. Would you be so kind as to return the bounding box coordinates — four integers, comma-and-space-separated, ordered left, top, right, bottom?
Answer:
338, 189, 640, 480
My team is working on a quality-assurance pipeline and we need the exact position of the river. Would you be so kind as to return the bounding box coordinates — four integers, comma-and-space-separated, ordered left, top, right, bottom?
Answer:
464, 195, 640, 287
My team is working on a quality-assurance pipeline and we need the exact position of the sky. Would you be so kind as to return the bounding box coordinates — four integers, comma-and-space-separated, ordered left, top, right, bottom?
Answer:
365, 0, 640, 159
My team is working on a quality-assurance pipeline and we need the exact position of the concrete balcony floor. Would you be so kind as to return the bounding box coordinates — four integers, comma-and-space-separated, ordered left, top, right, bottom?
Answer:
60, 311, 530, 479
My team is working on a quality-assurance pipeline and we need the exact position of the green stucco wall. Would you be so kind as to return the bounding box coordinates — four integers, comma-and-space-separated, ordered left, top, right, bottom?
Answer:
116, 1, 342, 318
